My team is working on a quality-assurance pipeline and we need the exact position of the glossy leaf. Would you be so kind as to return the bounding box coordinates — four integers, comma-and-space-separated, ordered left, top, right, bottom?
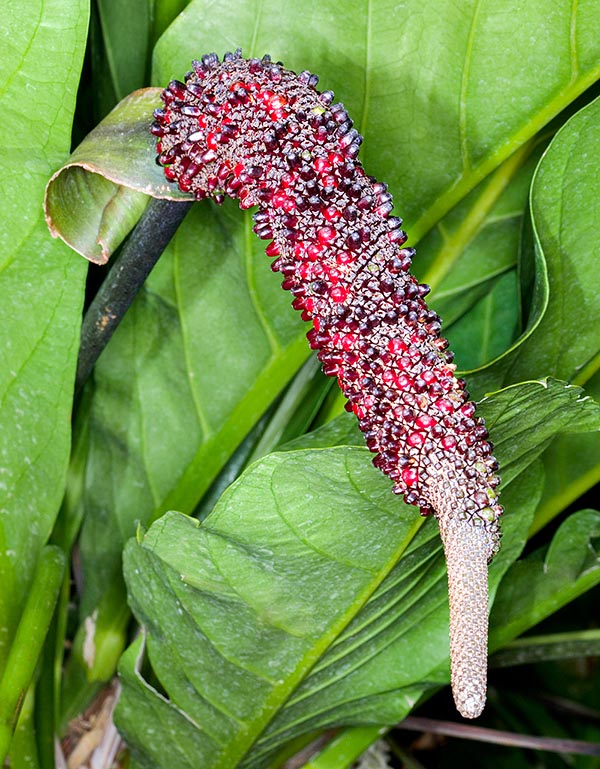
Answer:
490, 509, 600, 650
471, 94, 600, 395
513, 94, 600, 385
77, 201, 309, 617
115, 457, 533, 769
115, 378, 600, 769
154, 0, 600, 239
0, 0, 88, 673
490, 628, 600, 668
45, 89, 190, 264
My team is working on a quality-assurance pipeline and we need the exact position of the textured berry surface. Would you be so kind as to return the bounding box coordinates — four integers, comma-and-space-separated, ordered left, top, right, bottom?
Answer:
153, 49, 504, 717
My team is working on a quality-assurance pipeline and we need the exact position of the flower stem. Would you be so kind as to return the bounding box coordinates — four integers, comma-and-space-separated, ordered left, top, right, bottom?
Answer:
75, 197, 193, 393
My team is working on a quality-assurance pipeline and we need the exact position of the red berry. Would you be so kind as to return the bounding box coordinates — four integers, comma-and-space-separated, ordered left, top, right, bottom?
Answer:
317, 226, 337, 244
402, 467, 419, 486
330, 285, 348, 303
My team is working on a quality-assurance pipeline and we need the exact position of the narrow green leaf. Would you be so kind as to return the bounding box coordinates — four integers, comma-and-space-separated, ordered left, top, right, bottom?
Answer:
417, 138, 538, 296
246, 354, 332, 464
151, 0, 193, 46
0, 547, 65, 765
447, 271, 520, 371
295, 727, 386, 769
0, 0, 88, 673
515, 94, 600, 385
97, 0, 152, 101
490, 629, 600, 668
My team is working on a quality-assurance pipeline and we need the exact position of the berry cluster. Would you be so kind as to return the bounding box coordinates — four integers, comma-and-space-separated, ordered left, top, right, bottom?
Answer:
152, 50, 503, 563
153, 48, 505, 719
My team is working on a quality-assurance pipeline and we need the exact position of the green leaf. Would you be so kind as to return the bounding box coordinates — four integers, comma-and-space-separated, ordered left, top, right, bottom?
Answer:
417, 138, 540, 300
97, 0, 153, 102
409, 138, 550, 372
477, 379, 600, 486
114, 378, 599, 769
0, 0, 88, 673
490, 628, 600, 668
45, 88, 189, 264
115, 454, 520, 769
514, 94, 600, 385
245, 354, 333, 465
446, 271, 520, 371
154, 0, 600, 239
0, 546, 65, 763
76, 201, 309, 618
151, 0, 193, 46
533, 368, 600, 534
90, 0, 192, 121
490, 509, 600, 650
471, 94, 600, 395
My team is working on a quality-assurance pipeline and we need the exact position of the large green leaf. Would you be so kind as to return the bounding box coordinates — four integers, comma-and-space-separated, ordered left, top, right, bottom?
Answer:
115, 459, 534, 769
115, 379, 600, 769
154, 0, 600, 239
0, 0, 88, 672
512, 94, 600, 385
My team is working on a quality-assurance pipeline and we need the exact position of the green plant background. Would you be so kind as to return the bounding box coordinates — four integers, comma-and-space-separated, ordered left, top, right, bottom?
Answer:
1, 1, 600, 768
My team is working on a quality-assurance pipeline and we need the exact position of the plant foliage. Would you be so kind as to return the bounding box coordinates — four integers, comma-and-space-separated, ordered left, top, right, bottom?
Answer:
1, 1, 600, 768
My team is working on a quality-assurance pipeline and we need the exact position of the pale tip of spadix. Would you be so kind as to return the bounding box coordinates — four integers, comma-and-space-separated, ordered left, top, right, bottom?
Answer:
441, 517, 490, 719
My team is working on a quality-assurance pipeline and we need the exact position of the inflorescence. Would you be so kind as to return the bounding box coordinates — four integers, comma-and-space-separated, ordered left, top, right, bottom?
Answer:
152, 49, 504, 718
